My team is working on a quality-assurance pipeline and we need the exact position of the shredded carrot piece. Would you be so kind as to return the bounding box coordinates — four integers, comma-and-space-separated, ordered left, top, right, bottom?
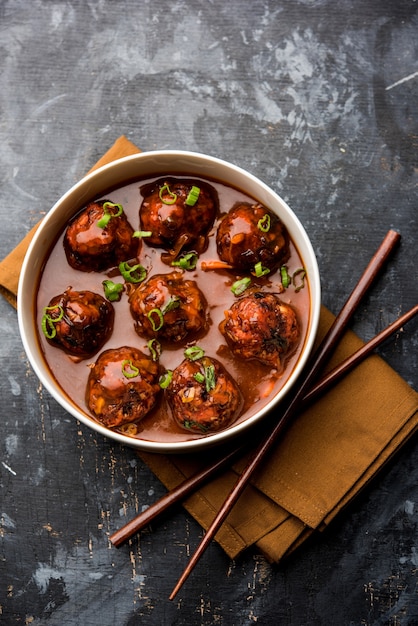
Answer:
231, 233, 245, 244
95, 396, 106, 414
200, 260, 233, 271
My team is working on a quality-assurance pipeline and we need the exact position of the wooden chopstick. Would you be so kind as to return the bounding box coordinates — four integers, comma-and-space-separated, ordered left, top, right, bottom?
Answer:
302, 303, 418, 404
169, 229, 401, 599
109, 301, 418, 550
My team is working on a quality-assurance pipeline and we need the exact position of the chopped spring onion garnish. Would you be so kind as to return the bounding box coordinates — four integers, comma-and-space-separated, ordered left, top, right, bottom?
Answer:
184, 345, 205, 361
185, 186, 200, 206
183, 420, 208, 433
133, 230, 152, 238
119, 261, 147, 284
293, 268, 307, 292
257, 213, 271, 232
97, 201, 123, 228
203, 364, 216, 392
280, 266, 307, 291
171, 252, 198, 271
280, 265, 291, 288
41, 305, 64, 339
121, 359, 139, 379
146, 299, 180, 332
159, 183, 177, 205
231, 277, 251, 296
254, 262, 270, 278
193, 372, 205, 384
159, 370, 173, 389
147, 308, 164, 331
147, 338, 162, 361
162, 297, 181, 314
190, 362, 217, 393
102, 279, 124, 302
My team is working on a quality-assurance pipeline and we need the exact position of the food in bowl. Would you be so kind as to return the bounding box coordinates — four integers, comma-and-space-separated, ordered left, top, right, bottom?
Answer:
37, 174, 309, 438
140, 177, 218, 253
64, 199, 139, 272
166, 355, 244, 434
42, 288, 115, 359
220, 292, 300, 369
129, 271, 208, 342
216, 201, 290, 272
86, 345, 162, 428
18, 151, 320, 453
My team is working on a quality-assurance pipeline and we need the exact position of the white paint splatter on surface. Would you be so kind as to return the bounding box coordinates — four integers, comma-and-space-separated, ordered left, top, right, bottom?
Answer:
5, 433, 18, 455
30, 465, 46, 487
1, 512, 16, 529
404, 500, 415, 515
27, 540, 149, 624
8, 376, 21, 397
1, 461, 17, 476
33, 564, 65, 594
400, 546, 418, 568
386, 70, 418, 91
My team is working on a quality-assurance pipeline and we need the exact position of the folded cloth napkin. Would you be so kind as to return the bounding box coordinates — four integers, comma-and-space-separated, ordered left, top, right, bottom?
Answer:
1, 136, 417, 562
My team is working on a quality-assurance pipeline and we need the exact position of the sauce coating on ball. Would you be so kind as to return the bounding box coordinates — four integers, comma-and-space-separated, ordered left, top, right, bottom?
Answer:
86, 346, 161, 428
216, 202, 289, 272
41, 288, 114, 360
64, 199, 139, 272
220, 292, 300, 370
129, 271, 208, 343
166, 355, 243, 434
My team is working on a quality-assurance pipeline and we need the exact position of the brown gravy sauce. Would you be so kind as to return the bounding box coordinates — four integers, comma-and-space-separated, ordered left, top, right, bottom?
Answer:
36, 175, 311, 443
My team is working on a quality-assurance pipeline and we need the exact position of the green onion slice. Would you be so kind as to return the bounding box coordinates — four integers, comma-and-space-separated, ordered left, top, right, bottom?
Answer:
147, 308, 164, 332
193, 372, 205, 384
97, 201, 123, 228
146, 299, 181, 333
183, 420, 208, 433
133, 230, 152, 238
102, 279, 124, 302
41, 305, 64, 339
257, 214, 271, 232
43, 304, 64, 322
119, 261, 147, 284
231, 277, 251, 296
185, 186, 200, 206
159, 183, 177, 205
254, 262, 270, 278
280, 265, 291, 288
184, 346, 205, 361
171, 252, 198, 271
159, 370, 173, 389
162, 297, 181, 314
203, 364, 216, 392
41, 320, 56, 339
293, 268, 307, 292
147, 338, 162, 361
121, 359, 140, 379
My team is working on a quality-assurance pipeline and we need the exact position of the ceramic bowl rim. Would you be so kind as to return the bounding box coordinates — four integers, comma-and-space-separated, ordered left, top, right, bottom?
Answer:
18, 149, 321, 453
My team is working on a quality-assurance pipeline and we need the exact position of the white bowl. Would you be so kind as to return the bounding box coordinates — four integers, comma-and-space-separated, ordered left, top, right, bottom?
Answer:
18, 150, 321, 453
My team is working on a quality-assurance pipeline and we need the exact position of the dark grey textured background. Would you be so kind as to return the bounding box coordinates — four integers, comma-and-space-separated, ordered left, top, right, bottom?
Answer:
0, 1, 417, 624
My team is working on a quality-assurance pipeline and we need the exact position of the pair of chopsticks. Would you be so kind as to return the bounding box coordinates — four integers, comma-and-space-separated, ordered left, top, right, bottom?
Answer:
110, 229, 418, 599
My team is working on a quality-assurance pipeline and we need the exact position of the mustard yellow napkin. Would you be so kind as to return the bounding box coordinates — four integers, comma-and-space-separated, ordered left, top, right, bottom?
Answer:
2, 136, 417, 562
